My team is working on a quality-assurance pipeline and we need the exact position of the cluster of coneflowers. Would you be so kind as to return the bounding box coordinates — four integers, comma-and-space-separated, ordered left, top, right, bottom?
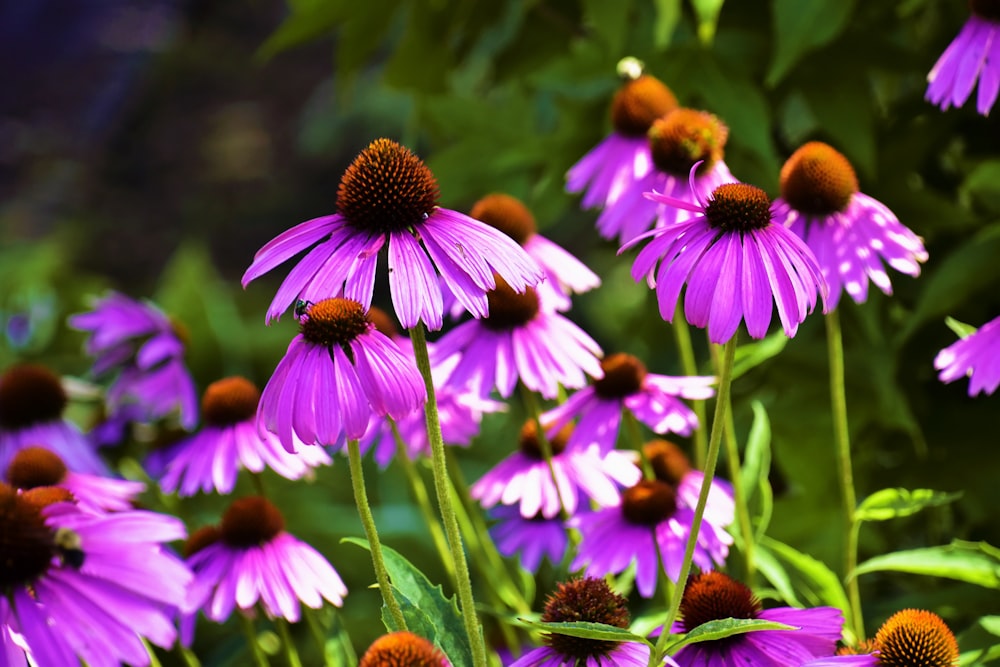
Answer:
2, 5, 1000, 666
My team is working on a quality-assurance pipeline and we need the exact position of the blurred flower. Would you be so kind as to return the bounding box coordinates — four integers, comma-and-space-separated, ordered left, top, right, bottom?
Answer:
571, 480, 730, 597
802, 657, 878, 666
0, 482, 191, 666
622, 174, 827, 344
644, 440, 734, 527
6, 446, 143, 512
772, 142, 927, 310
242, 138, 543, 331
257, 298, 425, 452
542, 353, 713, 453
471, 421, 641, 520
0, 362, 107, 475
872, 609, 958, 667
934, 314, 1000, 396
358, 631, 450, 667
670, 571, 843, 666
489, 505, 570, 573
160, 376, 331, 496
926, 2, 1000, 115
597, 108, 734, 245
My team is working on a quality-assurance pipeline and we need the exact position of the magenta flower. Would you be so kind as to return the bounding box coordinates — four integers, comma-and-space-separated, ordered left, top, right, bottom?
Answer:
643, 439, 735, 527
242, 138, 542, 331
6, 446, 143, 512
801, 658, 878, 667
489, 505, 570, 573
670, 571, 844, 667
542, 353, 713, 453
935, 314, 1000, 396
927, 2, 1000, 115
622, 172, 827, 344
471, 421, 641, 519
160, 376, 331, 496
0, 484, 192, 666
257, 298, 425, 451
772, 142, 927, 310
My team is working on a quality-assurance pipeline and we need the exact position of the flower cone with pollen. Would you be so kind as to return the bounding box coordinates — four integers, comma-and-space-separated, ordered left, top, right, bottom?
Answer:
649, 108, 728, 177
874, 609, 959, 667
358, 631, 449, 667
780, 142, 858, 216
612, 75, 679, 137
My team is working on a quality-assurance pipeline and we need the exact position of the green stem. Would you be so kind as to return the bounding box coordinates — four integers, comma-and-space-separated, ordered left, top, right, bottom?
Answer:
673, 304, 708, 468
275, 619, 303, 667
825, 310, 864, 640
251, 472, 267, 497
623, 409, 655, 480
240, 614, 271, 667
177, 646, 202, 667
653, 336, 737, 662
302, 609, 335, 667
520, 386, 570, 521
410, 323, 488, 667
345, 439, 408, 631
144, 640, 164, 667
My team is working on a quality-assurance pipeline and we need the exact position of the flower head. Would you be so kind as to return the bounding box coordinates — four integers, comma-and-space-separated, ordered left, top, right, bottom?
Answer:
6, 446, 143, 512
873, 608, 959, 667
926, 1, 1000, 115
359, 631, 450, 666
242, 138, 542, 330
644, 440, 734, 527
934, 314, 1000, 396
622, 172, 827, 344
773, 142, 927, 310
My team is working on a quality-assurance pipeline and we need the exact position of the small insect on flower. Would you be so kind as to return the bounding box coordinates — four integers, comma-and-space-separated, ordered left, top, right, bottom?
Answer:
53, 527, 85, 569
294, 299, 314, 320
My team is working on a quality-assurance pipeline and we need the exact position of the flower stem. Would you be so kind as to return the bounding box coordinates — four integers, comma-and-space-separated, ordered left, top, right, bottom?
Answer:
410, 323, 488, 667
240, 614, 271, 667
345, 439, 408, 631
275, 619, 303, 667
624, 409, 655, 480
673, 304, 708, 468
653, 336, 737, 662
825, 309, 864, 640
520, 385, 570, 521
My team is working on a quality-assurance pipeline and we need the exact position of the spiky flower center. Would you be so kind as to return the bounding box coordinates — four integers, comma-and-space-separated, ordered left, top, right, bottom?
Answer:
299, 298, 370, 363
21, 486, 75, 507
184, 525, 222, 558
649, 109, 728, 176
542, 577, 631, 659
644, 440, 692, 486
705, 183, 773, 233
469, 194, 537, 246
780, 141, 858, 216
367, 306, 399, 339
219, 496, 285, 548
611, 75, 679, 137
0, 363, 67, 430
592, 353, 646, 399
874, 609, 959, 667
971, 0, 1000, 22
680, 571, 761, 632
0, 483, 58, 587
358, 631, 447, 667
483, 277, 539, 331
621, 480, 677, 526
336, 138, 440, 236
202, 377, 260, 426
519, 420, 573, 458
7, 447, 68, 489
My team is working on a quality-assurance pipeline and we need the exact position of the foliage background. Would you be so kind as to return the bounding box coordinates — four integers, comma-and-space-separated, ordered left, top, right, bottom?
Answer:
2, 0, 999, 663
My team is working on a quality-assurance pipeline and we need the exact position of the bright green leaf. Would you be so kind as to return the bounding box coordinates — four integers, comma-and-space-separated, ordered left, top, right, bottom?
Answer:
653, 0, 683, 48
517, 620, 652, 646
690, 0, 726, 44
665, 617, 796, 652
959, 616, 1000, 665
767, 0, 857, 86
945, 316, 978, 339
855, 488, 962, 523
733, 332, 788, 380
755, 543, 804, 607
853, 540, 1000, 589
759, 537, 851, 616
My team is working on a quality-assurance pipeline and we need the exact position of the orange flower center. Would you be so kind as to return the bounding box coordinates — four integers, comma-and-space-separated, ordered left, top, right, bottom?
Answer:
648, 108, 728, 176
299, 298, 371, 363
643, 440, 692, 486
0, 483, 59, 587
483, 277, 539, 331
201, 377, 260, 426
542, 577, 630, 659
611, 75, 679, 137
779, 141, 858, 215
621, 480, 677, 526
592, 353, 647, 399
219, 496, 285, 548
470, 194, 537, 246
0, 363, 67, 430
680, 571, 761, 632
518, 420, 573, 458
7, 447, 68, 489
874, 609, 959, 667
358, 631, 447, 667
704, 183, 773, 233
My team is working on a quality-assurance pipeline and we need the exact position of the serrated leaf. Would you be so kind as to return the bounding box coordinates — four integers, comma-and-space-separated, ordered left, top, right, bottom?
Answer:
853, 540, 1000, 589
665, 617, 796, 652
945, 316, 978, 339
732, 331, 788, 380
767, 0, 857, 85
517, 620, 652, 646
855, 488, 962, 523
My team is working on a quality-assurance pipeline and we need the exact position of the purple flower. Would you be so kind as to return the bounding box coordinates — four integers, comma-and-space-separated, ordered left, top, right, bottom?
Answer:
160, 376, 331, 496
435, 278, 603, 400
597, 108, 734, 245
570, 480, 731, 598
489, 505, 570, 573
542, 353, 714, 453
471, 421, 641, 519
927, 3, 1000, 115
934, 313, 1000, 396
643, 439, 735, 527
184, 496, 347, 629
772, 142, 927, 310
801, 658, 878, 667
0, 363, 108, 475
0, 484, 192, 666
6, 446, 143, 512
242, 138, 543, 331
257, 298, 426, 452
670, 571, 844, 667
622, 172, 827, 344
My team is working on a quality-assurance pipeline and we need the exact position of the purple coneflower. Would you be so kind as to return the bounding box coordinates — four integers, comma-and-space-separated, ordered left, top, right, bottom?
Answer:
644, 439, 734, 527
670, 571, 844, 667
6, 446, 143, 512
0, 483, 191, 666
622, 172, 828, 344
542, 353, 713, 453
242, 138, 543, 331
257, 297, 425, 451
471, 421, 641, 519
489, 505, 569, 573
567, 64, 679, 211
0, 363, 107, 475
934, 313, 1000, 396
184, 496, 347, 626
597, 108, 735, 245
872, 608, 958, 667
434, 277, 603, 400
510, 577, 660, 667
160, 376, 331, 496
470, 193, 600, 311
771, 142, 927, 310
358, 631, 451, 666
926, 1, 1000, 115
69, 291, 198, 429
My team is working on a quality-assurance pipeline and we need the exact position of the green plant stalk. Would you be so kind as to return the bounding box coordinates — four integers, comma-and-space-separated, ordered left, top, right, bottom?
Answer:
521, 386, 570, 521
624, 409, 655, 479
144, 640, 164, 667
240, 614, 271, 667
302, 608, 338, 667
653, 336, 737, 663
410, 323, 488, 667
825, 309, 864, 640
177, 646, 202, 667
672, 304, 708, 468
275, 618, 303, 667
345, 439, 408, 631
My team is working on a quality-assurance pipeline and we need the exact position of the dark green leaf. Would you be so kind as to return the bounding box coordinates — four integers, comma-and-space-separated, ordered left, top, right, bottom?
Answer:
855, 488, 962, 522
767, 0, 857, 85
958, 616, 1000, 666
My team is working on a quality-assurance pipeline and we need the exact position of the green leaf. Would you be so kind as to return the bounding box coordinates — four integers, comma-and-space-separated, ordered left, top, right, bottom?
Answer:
517, 620, 652, 646
960, 160, 1000, 215
759, 537, 851, 616
767, 0, 857, 86
945, 316, 978, 339
256, 1, 344, 60
665, 617, 796, 652
732, 332, 788, 380
853, 540, 1000, 589
855, 488, 962, 523
959, 616, 1000, 666
755, 543, 804, 607
801, 80, 876, 177
652, 0, 683, 48
582, 0, 633, 54
741, 401, 774, 540
690, 0, 726, 44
